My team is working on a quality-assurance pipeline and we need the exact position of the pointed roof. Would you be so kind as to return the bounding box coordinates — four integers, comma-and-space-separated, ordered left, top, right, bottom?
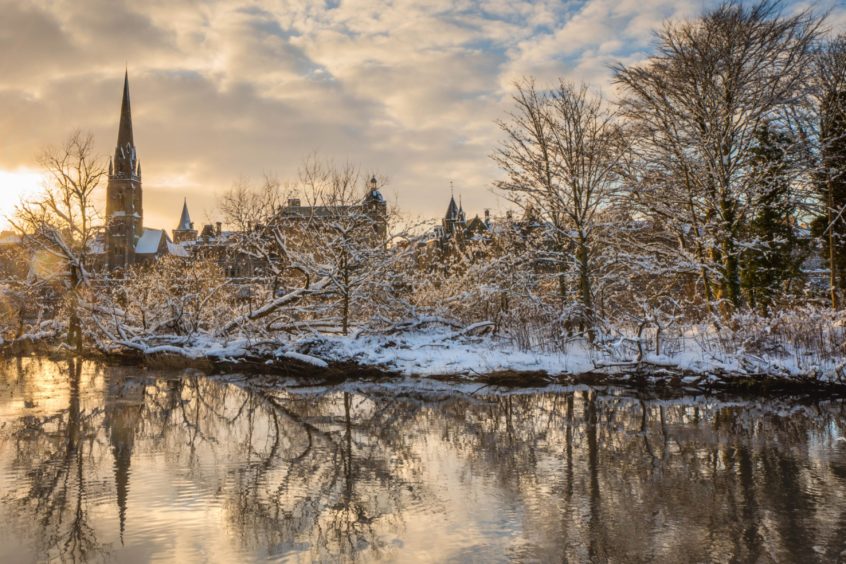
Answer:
176, 198, 192, 230
445, 196, 459, 220
117, 71, 134, 150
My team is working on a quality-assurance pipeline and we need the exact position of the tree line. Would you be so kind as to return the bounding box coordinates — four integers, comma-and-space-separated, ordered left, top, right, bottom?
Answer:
490, 1, 846, 346
2, 1, 846, 364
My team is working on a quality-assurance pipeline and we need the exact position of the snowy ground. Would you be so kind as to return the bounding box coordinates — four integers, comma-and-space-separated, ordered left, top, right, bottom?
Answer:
288, 327, 846, 384
6, 319, 844, 385
310, 331, 595, 375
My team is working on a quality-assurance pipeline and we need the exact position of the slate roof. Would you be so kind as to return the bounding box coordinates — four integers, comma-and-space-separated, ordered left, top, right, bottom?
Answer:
135, 228, 168, 255
176, 198, 192, 230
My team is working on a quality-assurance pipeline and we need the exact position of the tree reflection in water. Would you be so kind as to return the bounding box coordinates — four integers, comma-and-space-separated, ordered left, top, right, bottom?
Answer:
1, 358, 105, 561
0, 358, 845, 562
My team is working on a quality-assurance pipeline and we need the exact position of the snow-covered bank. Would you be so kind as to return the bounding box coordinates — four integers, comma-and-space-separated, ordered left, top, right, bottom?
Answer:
5, 317, 846, 392
303, 327, 846, 385
69, 323, 844, 390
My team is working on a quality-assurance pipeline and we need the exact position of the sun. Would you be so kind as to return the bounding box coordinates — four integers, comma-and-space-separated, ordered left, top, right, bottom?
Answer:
0, 168, 44, 229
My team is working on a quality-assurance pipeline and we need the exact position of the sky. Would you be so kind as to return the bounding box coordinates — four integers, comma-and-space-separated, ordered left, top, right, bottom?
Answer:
0, 0, 844, 231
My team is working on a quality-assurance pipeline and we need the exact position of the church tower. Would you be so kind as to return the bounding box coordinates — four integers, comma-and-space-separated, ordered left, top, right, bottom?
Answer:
106, 71, 143, 271
172, 198, 197, 243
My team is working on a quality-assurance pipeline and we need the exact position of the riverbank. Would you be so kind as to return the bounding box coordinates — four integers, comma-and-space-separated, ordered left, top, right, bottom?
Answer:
4, 326, 846, 396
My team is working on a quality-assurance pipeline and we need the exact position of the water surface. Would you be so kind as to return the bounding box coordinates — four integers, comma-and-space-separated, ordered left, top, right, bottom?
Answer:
1, 358, 845, 562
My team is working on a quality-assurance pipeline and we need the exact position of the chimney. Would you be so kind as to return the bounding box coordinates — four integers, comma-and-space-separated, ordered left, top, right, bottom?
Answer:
484, 209, 490, 220
216, 222, 222, 235
288, 198, 301, 207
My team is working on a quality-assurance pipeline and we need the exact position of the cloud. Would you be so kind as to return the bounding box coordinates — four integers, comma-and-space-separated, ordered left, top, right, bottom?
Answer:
0, 0, 838, 230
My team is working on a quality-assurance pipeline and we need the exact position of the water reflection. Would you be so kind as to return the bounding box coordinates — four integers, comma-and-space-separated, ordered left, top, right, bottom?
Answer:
0, 358, 845, 562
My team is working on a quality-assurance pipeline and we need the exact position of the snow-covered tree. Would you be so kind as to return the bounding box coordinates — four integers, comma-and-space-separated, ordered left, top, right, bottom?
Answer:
813, 34, 846, 308
11, 130, 106, 350
615, 1, 820, 316
494, 81, 625, 341
86, 255, 236, 353
217, 156, 407, 337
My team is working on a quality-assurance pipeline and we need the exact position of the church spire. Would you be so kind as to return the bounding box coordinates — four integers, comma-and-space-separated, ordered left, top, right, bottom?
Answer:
177, 198, 192, 231
114, 71, 136, 176
118, 70, 134, 148
445, 195, 459, 220
105, 70, 144, 271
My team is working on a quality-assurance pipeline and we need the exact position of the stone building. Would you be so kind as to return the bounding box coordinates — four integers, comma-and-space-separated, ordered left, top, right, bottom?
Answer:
103, 72, 181, 271
277, 175, 388, 244
433, 192, 492, 248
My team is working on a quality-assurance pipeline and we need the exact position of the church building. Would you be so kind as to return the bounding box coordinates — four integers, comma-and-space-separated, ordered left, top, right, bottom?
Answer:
104, 72, 183, 270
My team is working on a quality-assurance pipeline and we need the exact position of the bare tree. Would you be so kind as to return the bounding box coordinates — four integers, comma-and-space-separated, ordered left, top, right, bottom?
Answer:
814, 34, 846, 308
291, 155, 391, 335
218, 175, 282, 233
615, 1, 821, 316
216, 156, 399, 337
11, 130, 106, 350
494, 80, 624, 341
493, 79, 568, 305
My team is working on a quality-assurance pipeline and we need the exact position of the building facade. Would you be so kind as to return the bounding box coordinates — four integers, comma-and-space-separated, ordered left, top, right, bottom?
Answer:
105, 72, 144, 271
99, 72, 190, 271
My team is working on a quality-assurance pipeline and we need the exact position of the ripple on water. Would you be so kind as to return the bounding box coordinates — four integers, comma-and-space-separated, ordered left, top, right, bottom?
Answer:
1, 359, 846, 563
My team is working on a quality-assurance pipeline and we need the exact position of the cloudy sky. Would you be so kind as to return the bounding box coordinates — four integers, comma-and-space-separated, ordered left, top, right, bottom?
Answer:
0, 0, 843, 230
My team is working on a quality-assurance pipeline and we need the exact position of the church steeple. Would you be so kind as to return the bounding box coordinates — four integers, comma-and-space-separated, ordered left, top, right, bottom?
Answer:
177, 198, 192, 231
114, 71, 136, 177
118, 70, 134, 147
105, 70, 144, 271
172, 197, 197, 243
445, 196, 459, 221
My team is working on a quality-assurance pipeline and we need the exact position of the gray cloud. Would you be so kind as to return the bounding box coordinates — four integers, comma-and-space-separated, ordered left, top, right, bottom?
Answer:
0, 0, 842, 230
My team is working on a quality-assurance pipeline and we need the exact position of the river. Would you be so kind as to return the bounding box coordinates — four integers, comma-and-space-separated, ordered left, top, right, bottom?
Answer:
0, 357, 845, 562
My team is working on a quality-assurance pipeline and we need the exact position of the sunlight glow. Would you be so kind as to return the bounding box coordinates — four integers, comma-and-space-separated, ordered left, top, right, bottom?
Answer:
0, 168, 45, 229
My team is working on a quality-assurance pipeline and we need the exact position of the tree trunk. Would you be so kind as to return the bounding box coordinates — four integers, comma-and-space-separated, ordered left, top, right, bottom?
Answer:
829, 178, 840, 309
576, 234, 595, 342
720, 194, 742, 314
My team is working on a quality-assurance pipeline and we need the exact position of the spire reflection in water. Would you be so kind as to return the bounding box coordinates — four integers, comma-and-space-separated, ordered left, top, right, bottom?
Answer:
0, 358, 845, 562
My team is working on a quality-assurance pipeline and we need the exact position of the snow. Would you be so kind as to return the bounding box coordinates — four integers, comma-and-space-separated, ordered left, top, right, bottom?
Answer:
277, 350, 329, 368
75, 300, 846, 384
166, 242, 189, 257
135, 228, 165, 254
281, 318, 846, 383
87, 238, 106, 254
118, 337, 252, 359
313, 331, 596, 376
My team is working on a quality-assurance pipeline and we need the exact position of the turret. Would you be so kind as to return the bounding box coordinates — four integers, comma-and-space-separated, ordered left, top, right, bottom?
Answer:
443, 195, 460, 236
362, 175, 387, 241
172, 198, 198, 243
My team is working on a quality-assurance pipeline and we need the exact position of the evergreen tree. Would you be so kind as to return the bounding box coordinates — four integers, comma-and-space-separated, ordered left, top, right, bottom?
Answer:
740, 125, 803, 314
